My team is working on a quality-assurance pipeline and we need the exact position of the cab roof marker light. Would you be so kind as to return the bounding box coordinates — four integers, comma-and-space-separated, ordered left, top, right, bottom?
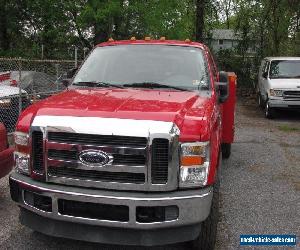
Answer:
130, 37, 136, 41
145, 37, 151, 41
185, 39, 191, 43
160, 37, 166, 41
108, 38, 114, 42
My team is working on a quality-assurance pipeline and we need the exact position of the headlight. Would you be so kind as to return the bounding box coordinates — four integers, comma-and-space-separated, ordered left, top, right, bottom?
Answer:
270, 89, 283, 97
14, 132, 29, 146
14, 132, 30, 175
180, 142, 210, 188
0, 98, 11, 106
15, 152, 30, 175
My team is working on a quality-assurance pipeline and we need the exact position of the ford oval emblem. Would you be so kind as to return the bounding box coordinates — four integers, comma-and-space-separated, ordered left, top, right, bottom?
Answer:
79, 150, 112, 167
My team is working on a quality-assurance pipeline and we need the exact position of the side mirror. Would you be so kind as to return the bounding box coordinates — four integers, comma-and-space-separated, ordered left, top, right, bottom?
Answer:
61, 79, 71, 87
59, 68, 78, 88
66, 68, 78, 78
262, 72, 268, 78
216, 71, 229, 103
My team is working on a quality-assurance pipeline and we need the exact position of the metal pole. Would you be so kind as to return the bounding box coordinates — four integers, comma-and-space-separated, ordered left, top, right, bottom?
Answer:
18, 58, 22, 116
84, 48, 88, 58
41, 44, 44, 59
74, 47, 78, 68
55, 63, 59, 91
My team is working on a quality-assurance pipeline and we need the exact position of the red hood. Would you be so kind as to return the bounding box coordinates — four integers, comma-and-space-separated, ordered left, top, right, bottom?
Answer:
17, 88, 214, 141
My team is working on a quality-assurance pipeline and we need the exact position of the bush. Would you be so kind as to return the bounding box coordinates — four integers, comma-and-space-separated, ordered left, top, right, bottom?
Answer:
215, 49, 259, 90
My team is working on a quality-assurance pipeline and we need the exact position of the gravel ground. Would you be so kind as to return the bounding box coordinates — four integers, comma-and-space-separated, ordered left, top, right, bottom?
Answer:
0, 99, 299, 250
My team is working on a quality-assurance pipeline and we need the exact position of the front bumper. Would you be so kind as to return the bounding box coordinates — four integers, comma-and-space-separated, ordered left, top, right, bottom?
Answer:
268, 98, 300, 109
9, 172, 213, 246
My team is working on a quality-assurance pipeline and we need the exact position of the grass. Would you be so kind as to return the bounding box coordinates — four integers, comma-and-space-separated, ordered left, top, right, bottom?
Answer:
278, 125, 300, 132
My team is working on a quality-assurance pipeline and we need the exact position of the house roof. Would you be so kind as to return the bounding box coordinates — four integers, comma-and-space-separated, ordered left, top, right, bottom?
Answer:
211, 29, 239, 40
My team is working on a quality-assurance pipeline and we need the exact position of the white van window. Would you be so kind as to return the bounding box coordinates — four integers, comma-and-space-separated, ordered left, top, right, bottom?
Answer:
269, 60, 300, 79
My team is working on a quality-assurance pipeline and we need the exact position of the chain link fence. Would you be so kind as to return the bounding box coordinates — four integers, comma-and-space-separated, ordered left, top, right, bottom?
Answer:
0, 58, 77, 132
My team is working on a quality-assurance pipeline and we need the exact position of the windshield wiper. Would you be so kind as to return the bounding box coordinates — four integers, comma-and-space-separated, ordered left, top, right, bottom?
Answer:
72, 81, 124, 89
123, 82, 188, 91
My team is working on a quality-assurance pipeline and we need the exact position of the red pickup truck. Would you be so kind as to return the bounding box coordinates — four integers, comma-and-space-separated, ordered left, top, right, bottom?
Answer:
9, 39, 236, 249
0, 123, 13, 178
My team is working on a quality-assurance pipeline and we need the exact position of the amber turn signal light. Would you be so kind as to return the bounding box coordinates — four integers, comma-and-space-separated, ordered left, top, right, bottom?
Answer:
181, 156, 204, 166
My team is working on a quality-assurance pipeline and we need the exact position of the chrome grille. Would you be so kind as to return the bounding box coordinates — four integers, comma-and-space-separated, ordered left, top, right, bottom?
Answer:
283, 90, 300, 99
42, 128, 178, 191
45, 132, 148, 190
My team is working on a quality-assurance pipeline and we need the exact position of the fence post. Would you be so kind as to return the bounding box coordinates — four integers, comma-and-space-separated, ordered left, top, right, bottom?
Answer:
55, 63, 59, 91
41, 44, 44, 59
74, 47, 78, 68
18, 58, 22, 116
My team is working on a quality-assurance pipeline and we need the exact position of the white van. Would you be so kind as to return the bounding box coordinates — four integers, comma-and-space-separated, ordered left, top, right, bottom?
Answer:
257, 57, 300, 118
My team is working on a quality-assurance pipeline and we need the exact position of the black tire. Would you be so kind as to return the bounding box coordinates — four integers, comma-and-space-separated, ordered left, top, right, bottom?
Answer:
190, 179, 220, 250
257, 93, 264, 108
221, 143, 231, 159
265, 101, 275, 119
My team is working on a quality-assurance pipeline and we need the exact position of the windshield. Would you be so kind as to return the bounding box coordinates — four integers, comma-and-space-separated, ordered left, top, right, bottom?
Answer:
73, 45, 210, 90
269, 60, 300, 79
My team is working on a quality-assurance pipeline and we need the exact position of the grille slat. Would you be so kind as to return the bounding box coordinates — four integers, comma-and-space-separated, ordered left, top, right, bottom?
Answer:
48, 132, 147, 147
32, 131, 44, 173
283, 91, 300, 99
284, 91, 300, 96
48, 167, 145, 184
151, 139, 169, 184
48, 149, 146, 165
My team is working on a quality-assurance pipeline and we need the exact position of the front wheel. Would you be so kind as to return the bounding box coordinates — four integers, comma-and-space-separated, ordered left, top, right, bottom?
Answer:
265, 101, 275, 119
221, 143, 231, 159
190, 181, 219, 250
257, 93, 264, 108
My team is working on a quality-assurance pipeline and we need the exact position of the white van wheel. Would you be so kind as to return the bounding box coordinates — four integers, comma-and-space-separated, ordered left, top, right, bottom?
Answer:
265, 101, 275, 119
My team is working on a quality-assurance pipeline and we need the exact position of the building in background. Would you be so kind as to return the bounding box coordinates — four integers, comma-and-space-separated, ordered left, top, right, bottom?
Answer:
207, 29, 257, 54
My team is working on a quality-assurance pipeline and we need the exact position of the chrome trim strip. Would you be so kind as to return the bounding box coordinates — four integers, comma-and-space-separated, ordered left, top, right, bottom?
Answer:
47, 176, 146, 190
47, 142, 147, 156
47, 159, 146, 173
32, 116, 175, 137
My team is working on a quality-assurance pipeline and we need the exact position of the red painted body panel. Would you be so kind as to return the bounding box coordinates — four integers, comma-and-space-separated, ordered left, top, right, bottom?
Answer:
0, 123, 14, 178
17, 88, 213, 142
0, 148, 14, 178
222, 73, 237, 144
